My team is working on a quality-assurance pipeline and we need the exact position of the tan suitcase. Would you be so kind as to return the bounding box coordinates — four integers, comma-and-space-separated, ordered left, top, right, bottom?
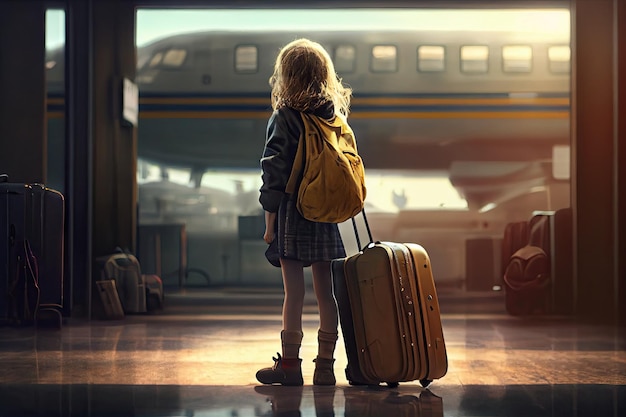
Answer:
334, 238, 447, 387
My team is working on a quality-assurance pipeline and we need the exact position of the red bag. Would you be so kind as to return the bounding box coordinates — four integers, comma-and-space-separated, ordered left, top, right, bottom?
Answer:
503, 245, 551, 315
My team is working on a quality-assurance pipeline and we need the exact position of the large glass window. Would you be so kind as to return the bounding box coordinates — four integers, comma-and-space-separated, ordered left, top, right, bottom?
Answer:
135, 8, 571, 289
45, 8, 66, 193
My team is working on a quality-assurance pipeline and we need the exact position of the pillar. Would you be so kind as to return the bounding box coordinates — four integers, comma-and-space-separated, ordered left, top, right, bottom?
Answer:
571, 0, 625, 325
65, 0, 136, 318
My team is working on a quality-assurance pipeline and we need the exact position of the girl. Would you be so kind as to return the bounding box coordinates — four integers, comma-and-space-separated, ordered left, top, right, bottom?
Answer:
256, 38, 354, 386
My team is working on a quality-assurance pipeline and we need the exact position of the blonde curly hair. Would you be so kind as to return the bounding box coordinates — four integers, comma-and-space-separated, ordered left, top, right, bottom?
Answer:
269, 38, 352, 116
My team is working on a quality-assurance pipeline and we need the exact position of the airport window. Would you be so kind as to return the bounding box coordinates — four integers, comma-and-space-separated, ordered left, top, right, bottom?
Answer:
371, 45, 397, 73
460, 45, 489, 73
235, 45, 258, 73
334, 45, 356, 73
548, 45, 571, 73
418, 45, 445, 72
502, 45, 533, 73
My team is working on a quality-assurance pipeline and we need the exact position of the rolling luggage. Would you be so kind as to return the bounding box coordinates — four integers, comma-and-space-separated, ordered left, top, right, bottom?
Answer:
332, 211, 447, 387
1, 175, 64, 326
26, 183, 65, 324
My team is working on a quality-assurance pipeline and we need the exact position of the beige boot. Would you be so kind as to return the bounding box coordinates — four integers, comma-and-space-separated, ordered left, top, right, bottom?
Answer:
313, 329, 338, 385
313, 356, 336, 385
256, 330, 304, 386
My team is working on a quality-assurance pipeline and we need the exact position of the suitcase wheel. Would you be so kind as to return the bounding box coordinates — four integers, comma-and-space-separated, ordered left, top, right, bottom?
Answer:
386, 382, 399, 388
419, 379, 432, 388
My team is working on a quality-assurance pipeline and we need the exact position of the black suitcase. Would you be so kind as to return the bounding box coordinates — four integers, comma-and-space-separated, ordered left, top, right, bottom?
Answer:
0, 175, 65, 326
1, 179, 29, 322
332, 258, 371, 385
28, 183, 65, 323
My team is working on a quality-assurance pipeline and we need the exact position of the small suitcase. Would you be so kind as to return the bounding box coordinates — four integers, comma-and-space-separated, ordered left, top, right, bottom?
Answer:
333, 211, 448, 387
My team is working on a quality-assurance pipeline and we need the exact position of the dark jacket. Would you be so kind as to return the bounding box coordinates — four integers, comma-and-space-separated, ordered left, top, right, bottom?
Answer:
259, 103, 334, 213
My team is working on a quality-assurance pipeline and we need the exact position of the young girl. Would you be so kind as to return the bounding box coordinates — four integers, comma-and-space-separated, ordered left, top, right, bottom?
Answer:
256, 38, 354, 386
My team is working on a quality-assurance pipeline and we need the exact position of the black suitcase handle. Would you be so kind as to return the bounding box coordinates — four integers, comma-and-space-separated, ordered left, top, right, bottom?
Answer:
350, 209, 374, 250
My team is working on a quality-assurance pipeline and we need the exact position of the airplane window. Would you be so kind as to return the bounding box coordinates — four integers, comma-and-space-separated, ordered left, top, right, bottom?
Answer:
371, 45, 397, 73
148, 52, 163, 68
460, 45, 489, 73
502, 45, 532, 73
418, 45, 445, 72
146, 49, 187, 69
235, 45, 258, 73
334, 45, 356, 73
137, 53, 150, 70
548, 45, 571, 73
162, 49, 187, 67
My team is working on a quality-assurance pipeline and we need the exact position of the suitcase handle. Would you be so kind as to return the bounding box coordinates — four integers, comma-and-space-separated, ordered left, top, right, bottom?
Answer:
350, 209, 374, 250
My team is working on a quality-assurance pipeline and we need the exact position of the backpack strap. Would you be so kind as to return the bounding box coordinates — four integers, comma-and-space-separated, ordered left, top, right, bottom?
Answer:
285, 112, 319, 194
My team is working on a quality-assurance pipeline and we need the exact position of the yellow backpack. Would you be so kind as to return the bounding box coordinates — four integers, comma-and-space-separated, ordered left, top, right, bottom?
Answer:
286, 112, 366, 223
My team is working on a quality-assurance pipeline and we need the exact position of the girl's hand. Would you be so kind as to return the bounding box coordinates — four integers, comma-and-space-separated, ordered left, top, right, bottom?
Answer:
264, 228, 275, 244
264, 211, 277, 244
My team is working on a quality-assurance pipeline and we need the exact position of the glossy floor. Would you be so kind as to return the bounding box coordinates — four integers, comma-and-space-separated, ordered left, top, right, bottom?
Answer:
0, 287, 625, 417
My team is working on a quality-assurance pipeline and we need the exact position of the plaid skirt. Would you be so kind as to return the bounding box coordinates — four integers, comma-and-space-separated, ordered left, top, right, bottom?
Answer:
275, 193, 346, 266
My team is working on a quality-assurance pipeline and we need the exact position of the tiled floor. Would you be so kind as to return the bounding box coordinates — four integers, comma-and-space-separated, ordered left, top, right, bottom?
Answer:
1, 287, 625, 416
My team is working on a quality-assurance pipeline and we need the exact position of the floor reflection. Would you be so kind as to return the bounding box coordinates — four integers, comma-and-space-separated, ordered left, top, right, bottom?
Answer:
1, 383, 625, 416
